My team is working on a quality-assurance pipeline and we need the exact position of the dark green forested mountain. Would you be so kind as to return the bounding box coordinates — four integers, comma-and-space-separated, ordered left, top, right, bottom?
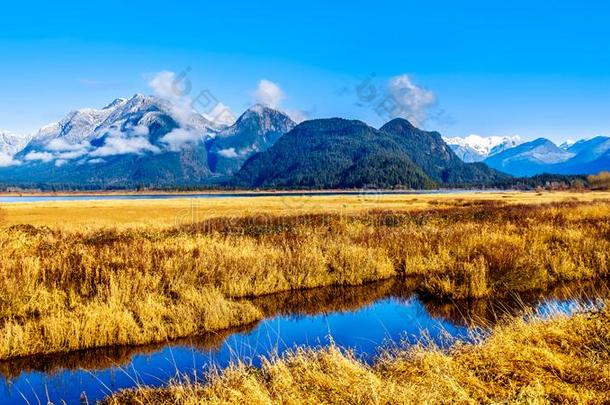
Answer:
233, 118, 437, 189
233, 118, 508, 189
379, 119, 509, 184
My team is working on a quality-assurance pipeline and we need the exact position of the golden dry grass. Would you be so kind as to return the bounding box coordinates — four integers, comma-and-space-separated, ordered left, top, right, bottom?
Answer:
106, 304, 610, 404
2, 190, 610, 230
0, 193, 608, 360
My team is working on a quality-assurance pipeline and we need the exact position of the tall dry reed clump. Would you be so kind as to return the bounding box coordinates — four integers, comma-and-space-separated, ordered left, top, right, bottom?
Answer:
588, 171, 610, 190
0, 200, 608, 360
106, 304, 610, 404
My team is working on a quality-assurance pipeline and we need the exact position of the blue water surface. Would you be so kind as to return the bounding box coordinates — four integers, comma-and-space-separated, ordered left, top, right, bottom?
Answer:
0, 189, 489, 203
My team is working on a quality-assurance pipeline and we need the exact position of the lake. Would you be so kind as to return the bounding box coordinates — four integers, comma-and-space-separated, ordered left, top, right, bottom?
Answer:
0, 190, 488, 203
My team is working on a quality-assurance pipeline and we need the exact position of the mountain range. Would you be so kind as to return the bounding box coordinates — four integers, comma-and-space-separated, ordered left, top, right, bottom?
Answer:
0, 95, 295, 187
483, 136, 610, 177
443, 135, 522, 162
233, 118, 507, 189
0, 94, 607, 189
444, 133, 609, 177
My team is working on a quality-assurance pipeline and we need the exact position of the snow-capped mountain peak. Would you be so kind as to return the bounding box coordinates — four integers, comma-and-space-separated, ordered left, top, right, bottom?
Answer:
103, 98, 128, 110
23, 94, 217, 153
443, 134, 522, 162
206, 105, 296, 174
559, 139, 575, 150
99, 94, 159, 126
0, 97, 298, 184
246, 103, 268, 115
0, 131, 32, 156
232, 104, 296, 134
28, 97, 131, 148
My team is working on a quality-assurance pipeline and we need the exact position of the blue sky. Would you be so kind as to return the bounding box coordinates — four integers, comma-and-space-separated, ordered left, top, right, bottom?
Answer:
1, 0, 610, 143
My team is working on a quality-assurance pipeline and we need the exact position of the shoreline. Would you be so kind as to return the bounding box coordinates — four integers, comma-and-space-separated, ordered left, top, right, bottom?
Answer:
105, 302, 610, 404
0, 188, 508, 198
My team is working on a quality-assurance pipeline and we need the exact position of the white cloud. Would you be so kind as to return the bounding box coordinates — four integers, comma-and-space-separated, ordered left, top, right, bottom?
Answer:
251, 79, 307, 124
45, 139, 91, 162
148, 71, 183, 100
149, 70, 240, 129
87, 158, 105, 164
217, 146, 256, 159
254, 79, 284, 109
90, 133, 160, 157
46, 138, 90, 152
57, 150, 88, 160
148, 71, 197, 126
202, 102, 237, 127
24, 151, 55, 162
217, 148, 238, 158
131, 125, 150, 137
286, 109, 308, 124
22, 139, 91, 165
0, 152, 20, 167
160, 128, 202, 152
386, 74, 436, 126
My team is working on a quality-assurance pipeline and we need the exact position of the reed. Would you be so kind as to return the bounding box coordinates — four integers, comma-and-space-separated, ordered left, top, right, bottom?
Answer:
588, 171, 610, 189
0, 198, 608, 360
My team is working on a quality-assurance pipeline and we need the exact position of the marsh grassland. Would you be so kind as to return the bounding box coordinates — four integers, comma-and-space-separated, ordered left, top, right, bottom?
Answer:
0, 191, 609, 403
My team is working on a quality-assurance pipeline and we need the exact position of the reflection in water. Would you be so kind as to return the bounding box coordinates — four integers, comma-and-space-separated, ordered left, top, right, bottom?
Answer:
0, 324, 254, 382
422, 279, 608, 328
250, 278, 418, 318
0, 278, 606, 404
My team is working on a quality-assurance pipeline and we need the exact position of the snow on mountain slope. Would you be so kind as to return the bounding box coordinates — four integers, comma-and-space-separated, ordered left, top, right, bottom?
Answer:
443, 134, 521, 162
207, 104, 296, 174
1, 95, 298, 185
565, 136, 610, 163
0, 131, 31, 156
28, 99, 128, 147
484, 138, 575, 176
481, 135, 610, 177
1, 94, 222, 185
18, 94, 220, 162
215, 104, 295, 142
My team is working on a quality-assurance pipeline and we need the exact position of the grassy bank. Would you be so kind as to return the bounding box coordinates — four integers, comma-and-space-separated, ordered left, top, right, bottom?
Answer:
107, 303, 610, 404
0, 197, 608, 360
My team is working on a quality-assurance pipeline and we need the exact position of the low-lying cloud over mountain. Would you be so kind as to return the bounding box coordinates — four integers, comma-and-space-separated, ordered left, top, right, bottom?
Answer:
0, 86, 297, 186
